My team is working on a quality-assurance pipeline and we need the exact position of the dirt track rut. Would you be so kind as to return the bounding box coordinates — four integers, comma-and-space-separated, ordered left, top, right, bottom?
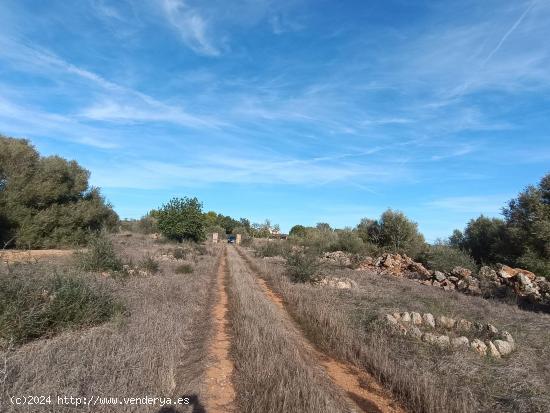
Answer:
233, 245, 405, 413
204, 247, 235, 412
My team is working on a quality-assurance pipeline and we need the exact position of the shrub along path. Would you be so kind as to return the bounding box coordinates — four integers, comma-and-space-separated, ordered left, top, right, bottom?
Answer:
232, 245, 405, 413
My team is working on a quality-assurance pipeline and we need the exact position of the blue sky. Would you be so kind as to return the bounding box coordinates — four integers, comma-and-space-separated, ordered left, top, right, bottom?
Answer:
1, 0, 549, 240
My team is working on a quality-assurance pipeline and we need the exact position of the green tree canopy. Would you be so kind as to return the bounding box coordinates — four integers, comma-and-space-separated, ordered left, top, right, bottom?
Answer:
157, 197, 206, 242
355, 209, 426, 258
0, 136, 118, 248
289, 224, 307, 238
450, 172, 550, 277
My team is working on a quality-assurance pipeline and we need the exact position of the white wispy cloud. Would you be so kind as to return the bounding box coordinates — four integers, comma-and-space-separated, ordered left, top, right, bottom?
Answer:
0, 35, 225, 129
0, 97, 119, 149
425, 195, 509, 214
160, 0, 220, 56
89, 148, 410, 189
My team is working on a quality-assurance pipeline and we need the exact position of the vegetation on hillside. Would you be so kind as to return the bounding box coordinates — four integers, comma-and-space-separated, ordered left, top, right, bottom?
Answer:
451, 173, 550, 277
0, 136, 118, 248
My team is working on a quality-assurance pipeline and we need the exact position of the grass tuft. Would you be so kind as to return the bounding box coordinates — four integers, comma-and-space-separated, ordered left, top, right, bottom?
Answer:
75, 233, 122, 272
0, 270, 123, 348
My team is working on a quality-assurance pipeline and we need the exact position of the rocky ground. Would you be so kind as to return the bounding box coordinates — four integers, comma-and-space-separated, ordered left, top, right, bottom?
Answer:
319, 251, 550, 310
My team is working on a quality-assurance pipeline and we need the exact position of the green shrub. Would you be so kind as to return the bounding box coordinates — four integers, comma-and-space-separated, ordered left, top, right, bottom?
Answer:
419, 244, 477, 273
157, 197, 206, 242
0, 271, 123, 347
330, 230, 364, 254
75, 233, 122, 272
285, 249, 320, 283
175, 264, 194, 274
355, 209, 426, 259
517, 249, 550, 279
255, 241, 290, 257
139, 255, 159, 274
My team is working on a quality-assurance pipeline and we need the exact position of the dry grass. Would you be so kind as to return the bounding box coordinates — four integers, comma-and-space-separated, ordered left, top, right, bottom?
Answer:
0, 234, 221, 412
241, 246, 550, 413
225, 247, 350, 413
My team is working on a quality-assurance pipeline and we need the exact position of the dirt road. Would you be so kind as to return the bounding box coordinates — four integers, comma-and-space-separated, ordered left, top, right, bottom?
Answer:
212, 245, 405, 413
204, 247, 236, 412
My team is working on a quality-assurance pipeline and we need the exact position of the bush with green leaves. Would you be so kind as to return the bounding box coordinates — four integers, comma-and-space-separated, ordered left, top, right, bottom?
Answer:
419, 243, 477, 273
354, 209, 426, 259
289, 224, 307, 238
75, 233, 122, 272
0, 270, 123, 347
157, 197, 206, 242
330, 229, 365, 254
0, 136, 118, 248
285, 249, 320, 283
255, 240, 290, 257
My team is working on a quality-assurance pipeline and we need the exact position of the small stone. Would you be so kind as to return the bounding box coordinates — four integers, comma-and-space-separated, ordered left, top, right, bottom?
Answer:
411, 312, 423, 325
434, 335, 450, 347
474, 322, 485, 331
437, 315, 456, 329
410, 326, 422, 339
432, 280, 441, 287
422, 313, 435, 328
451, 336, 469, 348
479, 266, 499, 282
385, 314, 399, 326
498, 265, 518, 279
486, 341, 501, 358
493, 339, 514, 356
434, 271, 447, 282
457, 319, 473, 331
517, 273, 532, 287
421, 333, 437, 344
471, 339, 487, 355
486, 324, 499, 335
451, 266, 472, 278
500, 331, 515, 344
401, 312, 411, 322
392, 312, 401, 321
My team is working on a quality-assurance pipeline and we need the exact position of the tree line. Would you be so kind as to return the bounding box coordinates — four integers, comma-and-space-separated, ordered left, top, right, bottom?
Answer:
2, 135, 548, 279
287, 173, 550, 278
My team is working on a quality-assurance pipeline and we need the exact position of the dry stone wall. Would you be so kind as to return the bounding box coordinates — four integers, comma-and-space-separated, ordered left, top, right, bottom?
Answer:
384, 311, 516, 358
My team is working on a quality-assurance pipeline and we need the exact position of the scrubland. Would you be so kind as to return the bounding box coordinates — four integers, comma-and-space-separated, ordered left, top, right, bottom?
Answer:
1, 234, 220, 412
240, 245, 550, 413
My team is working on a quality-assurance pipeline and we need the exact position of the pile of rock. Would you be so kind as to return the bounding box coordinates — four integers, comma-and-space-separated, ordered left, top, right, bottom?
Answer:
384, 311, 516, 357
479, 265, 550, 303
316, 276, 357, 289
416, 266, 482, 296
355, 253, 431, 277
320, 251, 352, 267
355, 253, 550, 306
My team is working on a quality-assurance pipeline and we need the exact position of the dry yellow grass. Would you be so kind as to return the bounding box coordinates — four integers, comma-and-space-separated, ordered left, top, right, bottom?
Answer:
240, 245, 550, 413
1, 234, 221, 413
